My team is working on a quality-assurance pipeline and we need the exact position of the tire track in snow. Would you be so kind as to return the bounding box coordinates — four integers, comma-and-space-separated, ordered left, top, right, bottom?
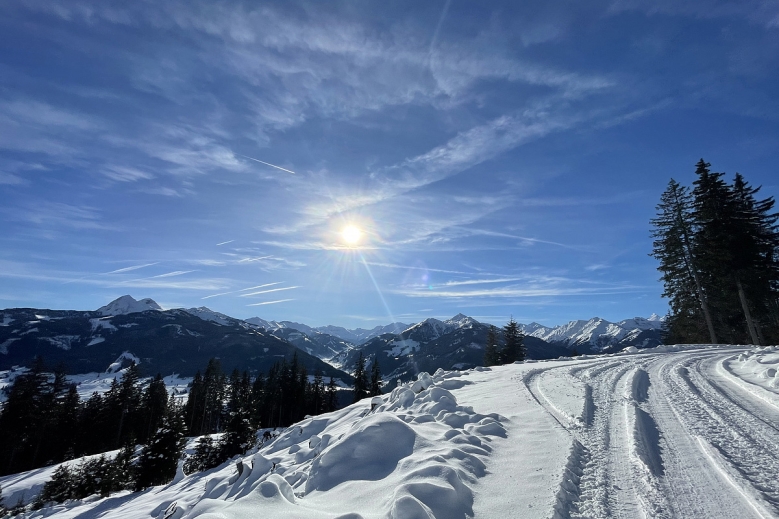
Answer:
650, 350, 777, 518
679, 356, 779, 510
528, 360, 654, 519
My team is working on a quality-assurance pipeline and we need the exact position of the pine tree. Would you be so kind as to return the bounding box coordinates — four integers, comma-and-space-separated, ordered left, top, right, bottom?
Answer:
727, 173, 779, 343
111, 442, 137, 492
651, 175, 718, 343
325, 377, 339, 412
134, 397, 186, 490
220, 371, 256, 459
0, 357, 50, 475
369, 358, 382, 397
36, 464, 75, 507
483, 325, 500, 366
184, 436, 220, 474
352, 352, 369, 403
501, 318, 525, 363
140, 374, 169, 444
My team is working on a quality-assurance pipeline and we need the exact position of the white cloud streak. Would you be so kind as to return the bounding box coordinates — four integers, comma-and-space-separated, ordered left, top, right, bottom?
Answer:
239, 286, 300, 297
247, 299, 294, 306
104, 263, 159, 274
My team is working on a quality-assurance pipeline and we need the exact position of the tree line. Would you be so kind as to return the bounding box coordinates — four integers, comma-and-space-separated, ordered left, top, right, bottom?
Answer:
483, 318, 526, 366
0, 354, 342, 511
651, 159, 779, 344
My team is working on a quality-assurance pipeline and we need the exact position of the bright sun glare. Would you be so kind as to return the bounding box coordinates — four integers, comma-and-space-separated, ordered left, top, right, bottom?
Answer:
341, 225, 362, 245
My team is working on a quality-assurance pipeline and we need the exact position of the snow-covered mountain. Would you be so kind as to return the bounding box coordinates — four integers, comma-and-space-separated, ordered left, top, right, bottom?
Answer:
316, 322, 411, 345
521, 314, 665, 352
245, 319, 412, 346
97, 295, 162, 316
0, 300, 349, 381
336, 314, 566, 381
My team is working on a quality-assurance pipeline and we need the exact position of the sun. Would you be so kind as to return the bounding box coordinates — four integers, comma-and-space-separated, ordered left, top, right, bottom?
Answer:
341, 225, 362, 245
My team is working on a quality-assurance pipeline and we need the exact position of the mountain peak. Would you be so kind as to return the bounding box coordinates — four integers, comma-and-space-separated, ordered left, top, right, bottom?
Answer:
97, 295, 162, 316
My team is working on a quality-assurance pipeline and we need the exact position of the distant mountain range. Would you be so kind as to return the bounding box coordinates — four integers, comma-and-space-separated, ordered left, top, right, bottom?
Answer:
521, 314, 665, 351
0, 296, 349, 381
1, 295, 665, 381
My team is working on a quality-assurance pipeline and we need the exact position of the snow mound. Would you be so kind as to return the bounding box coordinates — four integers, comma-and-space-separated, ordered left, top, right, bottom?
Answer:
97, 295, 162, 316
154, 370, 507, 519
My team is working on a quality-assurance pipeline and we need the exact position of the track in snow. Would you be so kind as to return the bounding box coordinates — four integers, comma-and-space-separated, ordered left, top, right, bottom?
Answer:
523, 347, 779, 519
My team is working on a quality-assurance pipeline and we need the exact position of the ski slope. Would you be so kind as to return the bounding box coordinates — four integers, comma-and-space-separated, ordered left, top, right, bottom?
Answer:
3, 344, 779, 518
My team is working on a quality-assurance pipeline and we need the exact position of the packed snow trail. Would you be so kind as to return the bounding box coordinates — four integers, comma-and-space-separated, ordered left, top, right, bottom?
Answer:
489, 345, 779, 519
3, 344, 779, 519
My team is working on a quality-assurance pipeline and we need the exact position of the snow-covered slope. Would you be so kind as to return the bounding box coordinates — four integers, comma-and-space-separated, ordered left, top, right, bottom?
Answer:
522, 314, 665, 352
97, 295, 162, 316
4, 344, 779, 518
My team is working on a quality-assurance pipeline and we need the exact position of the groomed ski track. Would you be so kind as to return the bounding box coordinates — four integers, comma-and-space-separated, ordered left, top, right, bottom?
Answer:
463, 345, 779, 519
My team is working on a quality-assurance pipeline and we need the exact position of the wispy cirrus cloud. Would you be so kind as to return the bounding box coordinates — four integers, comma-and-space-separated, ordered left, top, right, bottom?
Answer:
104, 263, 159, 274
247, 298, 294, 306
239, 286, 300, 297
201, 282, 284, 299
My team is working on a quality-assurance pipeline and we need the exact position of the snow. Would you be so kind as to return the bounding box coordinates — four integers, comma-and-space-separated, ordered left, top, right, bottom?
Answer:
385, 338, 420, 357
97, 295, 162, 316
42, 335, 81, 350
87, 336, 105, 346
6, 343, 779, 518
0, 337, 19, 354
184, 307, 233, 326
522, 315, 664, 350
0, 314, 14, 327
89, 317, 117, 332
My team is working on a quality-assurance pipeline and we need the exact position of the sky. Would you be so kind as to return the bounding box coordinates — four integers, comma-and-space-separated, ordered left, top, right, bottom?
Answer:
1, 0, 778, 328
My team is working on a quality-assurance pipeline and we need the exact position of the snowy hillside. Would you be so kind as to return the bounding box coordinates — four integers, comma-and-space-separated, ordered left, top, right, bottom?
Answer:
5, 343, 776, 518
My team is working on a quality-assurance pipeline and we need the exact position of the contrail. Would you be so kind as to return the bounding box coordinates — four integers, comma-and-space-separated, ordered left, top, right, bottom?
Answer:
238, 154, 295, 174
216, 240, 234, 246
104, 262, 158, 274
247, 299, 294, 307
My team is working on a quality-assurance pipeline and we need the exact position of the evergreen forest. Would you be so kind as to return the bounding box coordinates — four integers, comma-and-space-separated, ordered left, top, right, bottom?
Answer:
0, 353, 343, 511
651, 159, 779, 344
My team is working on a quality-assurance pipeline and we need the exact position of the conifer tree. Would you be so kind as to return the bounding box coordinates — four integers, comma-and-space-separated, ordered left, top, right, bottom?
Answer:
369, 358, 382, 397
140, 374, 169, 444
111, 442, 137, 492
352, 352, 369, 403
220, 371, 256, 459
35, 464, 75, 506
325, 377, 339, 412
651, 160, 779, 343
483, 325, 500, 366
501, 318, 525, 363
651, 176, 718, 343
184, 436, 220, 474
134, 397, 186, 490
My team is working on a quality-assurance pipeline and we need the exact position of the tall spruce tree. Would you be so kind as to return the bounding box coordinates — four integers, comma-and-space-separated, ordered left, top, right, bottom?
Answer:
483, 325, 500, 366
651, 160, 779, 343
134, 397, 186, 490
727, 173, 779, 344
325, 377, 339, 412
369, 359, 382, 397
352, 352, 369, 403
501, 318, 525, 363
651, 176, 718, 343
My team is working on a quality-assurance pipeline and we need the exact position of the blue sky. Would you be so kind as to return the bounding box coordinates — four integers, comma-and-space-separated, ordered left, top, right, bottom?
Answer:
1, 0, 778, 328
